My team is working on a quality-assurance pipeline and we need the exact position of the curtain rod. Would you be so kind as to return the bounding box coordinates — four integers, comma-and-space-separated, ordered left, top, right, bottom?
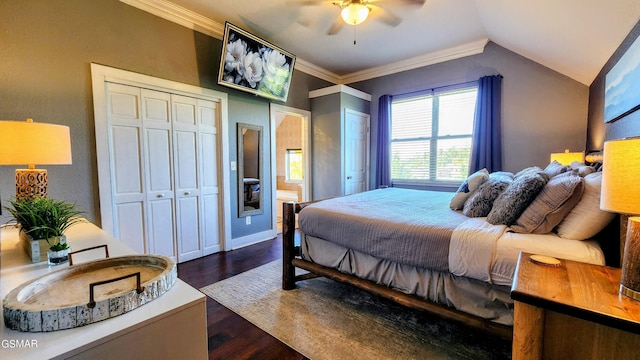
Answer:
393, 80, 479, 99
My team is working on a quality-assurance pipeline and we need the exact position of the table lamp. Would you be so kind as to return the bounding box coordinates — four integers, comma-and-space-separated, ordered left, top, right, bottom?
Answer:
601, 138, 640, 301
549, 149, 584, 165
0, 118, 72, 199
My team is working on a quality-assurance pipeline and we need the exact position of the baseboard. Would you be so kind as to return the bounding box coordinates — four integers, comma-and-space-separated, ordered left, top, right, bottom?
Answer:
231, 229, 277, 250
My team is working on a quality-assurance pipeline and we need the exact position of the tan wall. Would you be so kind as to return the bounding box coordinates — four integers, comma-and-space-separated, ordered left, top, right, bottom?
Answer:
276, 115, 302, 179
0, 0, 332, 232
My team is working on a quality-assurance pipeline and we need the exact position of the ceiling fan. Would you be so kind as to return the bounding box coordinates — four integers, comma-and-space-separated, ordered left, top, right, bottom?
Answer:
291, 0, 426, 35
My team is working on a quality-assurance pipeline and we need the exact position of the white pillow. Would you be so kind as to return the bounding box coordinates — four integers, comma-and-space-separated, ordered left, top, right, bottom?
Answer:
450, 168, 489, 210
556, 172, 616, 240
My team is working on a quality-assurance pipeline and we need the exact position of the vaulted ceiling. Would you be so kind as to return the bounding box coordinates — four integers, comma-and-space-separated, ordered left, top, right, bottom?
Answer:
124, 0, 640, 85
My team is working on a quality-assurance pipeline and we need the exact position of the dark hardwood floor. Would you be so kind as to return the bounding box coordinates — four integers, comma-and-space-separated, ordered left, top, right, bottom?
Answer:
177, 233, 306, 360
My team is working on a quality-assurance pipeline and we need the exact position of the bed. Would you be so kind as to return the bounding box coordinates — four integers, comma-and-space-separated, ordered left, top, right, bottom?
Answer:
282, 165, 618, 339
243, 178, 260, 209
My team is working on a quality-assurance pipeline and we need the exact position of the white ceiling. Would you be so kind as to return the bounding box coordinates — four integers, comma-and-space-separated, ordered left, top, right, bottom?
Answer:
126, 0, 640, 85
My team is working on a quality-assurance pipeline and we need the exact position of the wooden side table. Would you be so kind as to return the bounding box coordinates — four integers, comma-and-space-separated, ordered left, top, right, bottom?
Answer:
511, 252, 640, 360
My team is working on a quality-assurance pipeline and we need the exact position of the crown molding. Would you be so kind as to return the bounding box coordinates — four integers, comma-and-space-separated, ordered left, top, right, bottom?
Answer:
120, 0, 487, 86
294, 59, 342, 84
309, 85, 372, 101
120, 0, 224, 38
338, 38, 490, 84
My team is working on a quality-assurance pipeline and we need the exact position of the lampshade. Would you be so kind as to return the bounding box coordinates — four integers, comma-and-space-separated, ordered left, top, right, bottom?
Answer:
549, 149, 584, 166
600, 138, 640, 214
0, 118, 72, 198
0, 119, 72, 166
341, 3, 370, 25
601, 138, 640, 301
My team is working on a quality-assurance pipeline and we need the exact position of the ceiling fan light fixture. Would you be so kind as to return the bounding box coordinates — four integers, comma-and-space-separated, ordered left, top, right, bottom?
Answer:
341, 3, 369, 25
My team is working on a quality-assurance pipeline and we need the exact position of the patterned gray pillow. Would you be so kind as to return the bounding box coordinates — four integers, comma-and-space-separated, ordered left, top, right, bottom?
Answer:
511, 171, 584, 233
487, 171, 549, 225
463, 173, 512, 217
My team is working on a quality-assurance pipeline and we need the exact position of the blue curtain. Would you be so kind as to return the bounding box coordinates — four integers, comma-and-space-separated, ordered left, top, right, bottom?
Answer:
376, 94, 393, 188
470, 75, 503, 173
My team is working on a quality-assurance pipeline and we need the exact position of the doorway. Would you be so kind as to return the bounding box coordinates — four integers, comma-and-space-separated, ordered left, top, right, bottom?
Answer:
270, 104, 311, 233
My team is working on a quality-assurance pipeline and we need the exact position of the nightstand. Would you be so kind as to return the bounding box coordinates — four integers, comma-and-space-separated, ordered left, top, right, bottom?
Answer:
510, 252, 640, 360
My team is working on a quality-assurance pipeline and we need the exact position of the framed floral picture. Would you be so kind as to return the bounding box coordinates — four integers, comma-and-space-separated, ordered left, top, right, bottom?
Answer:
218, 22, 296, 102
604, 35, 640, 123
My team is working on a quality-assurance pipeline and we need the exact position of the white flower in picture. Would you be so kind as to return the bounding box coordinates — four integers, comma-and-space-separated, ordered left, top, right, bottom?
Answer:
243, 51, 264, 88
259, 49, 290, 97
225, 38, 248, 78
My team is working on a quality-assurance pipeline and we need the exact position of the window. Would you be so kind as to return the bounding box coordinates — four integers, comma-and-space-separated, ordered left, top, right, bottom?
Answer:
285, 149, 303, 181
390, 86, 477, 185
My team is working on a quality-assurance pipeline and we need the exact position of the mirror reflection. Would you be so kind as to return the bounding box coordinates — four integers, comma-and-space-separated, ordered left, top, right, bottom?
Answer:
238, 123, 263, 217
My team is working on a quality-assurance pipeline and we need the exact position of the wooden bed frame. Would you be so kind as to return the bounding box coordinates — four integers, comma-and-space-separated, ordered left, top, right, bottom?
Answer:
281, 201, 514, 340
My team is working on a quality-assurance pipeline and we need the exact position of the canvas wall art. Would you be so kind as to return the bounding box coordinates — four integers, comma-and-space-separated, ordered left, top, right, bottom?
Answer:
218, 22, 296, 103
604, 35, 640, 123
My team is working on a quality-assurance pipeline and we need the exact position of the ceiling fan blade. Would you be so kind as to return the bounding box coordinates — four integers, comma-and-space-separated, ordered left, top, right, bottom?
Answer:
286, 0, 332, 6
327, 14, 345, 35
369, 4, 402, 27
378, 0, 426, 6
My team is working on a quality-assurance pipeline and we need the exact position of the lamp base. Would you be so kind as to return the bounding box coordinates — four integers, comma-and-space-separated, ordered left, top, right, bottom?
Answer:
15, 168, 48, 199
620, 216, 640, 302
620, 284, 640, 301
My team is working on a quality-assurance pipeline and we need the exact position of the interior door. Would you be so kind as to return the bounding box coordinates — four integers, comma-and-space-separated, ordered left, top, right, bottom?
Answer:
344, 109, 370, 195
198, 99, 221, 255
141, 88, 176, 259
172, 94, 202, 262
106, 83, 146, 254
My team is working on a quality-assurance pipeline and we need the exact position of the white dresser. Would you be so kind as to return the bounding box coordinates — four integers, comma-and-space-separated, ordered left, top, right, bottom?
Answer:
0, 221, 207, 359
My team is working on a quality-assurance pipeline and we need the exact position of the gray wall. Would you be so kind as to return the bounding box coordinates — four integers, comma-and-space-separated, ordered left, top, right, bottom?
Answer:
310, 92, 370, 199
0, 0, 332, 241
587, 19, 640, 147
349, 42, 590, 186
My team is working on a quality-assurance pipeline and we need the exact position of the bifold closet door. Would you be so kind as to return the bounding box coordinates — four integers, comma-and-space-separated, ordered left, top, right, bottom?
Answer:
172, 94, 202, 262
104, 83, 221, 262
197, 99, 221, 255
106, 83, 146, 254
141, 89, 176, 259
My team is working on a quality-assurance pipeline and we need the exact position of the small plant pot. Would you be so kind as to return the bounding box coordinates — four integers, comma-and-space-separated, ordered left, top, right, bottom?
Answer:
47, 247, 70, 266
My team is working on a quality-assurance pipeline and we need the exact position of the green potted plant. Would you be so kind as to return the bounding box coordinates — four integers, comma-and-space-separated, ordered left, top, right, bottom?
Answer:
5, 197, 84, 265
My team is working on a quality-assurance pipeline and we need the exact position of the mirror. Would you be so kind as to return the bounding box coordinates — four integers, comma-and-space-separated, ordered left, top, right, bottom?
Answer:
237, 123, 263, 217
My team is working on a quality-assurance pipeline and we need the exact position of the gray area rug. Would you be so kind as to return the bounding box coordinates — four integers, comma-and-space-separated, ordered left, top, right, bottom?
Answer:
200, 260, 511, 360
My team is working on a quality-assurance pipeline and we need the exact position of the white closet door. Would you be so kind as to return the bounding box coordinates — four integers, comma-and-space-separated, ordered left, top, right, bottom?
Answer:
141, 89, 176, 259
172, 94, 202, 262
198, 99, 221, 255
106, 83, 146, 254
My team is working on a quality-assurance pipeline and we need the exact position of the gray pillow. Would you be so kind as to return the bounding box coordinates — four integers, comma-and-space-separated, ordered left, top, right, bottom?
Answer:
487, 170, 549, 225
514, 166, 543, 179
511, 171, 584, 234
543, 160, 569, 178
463, 173, 512, 217
449, 168, 489, 210
570, 161, 596, 177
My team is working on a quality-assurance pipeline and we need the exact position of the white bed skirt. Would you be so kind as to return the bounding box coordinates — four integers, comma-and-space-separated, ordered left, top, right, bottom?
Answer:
301, 234, 515, 326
